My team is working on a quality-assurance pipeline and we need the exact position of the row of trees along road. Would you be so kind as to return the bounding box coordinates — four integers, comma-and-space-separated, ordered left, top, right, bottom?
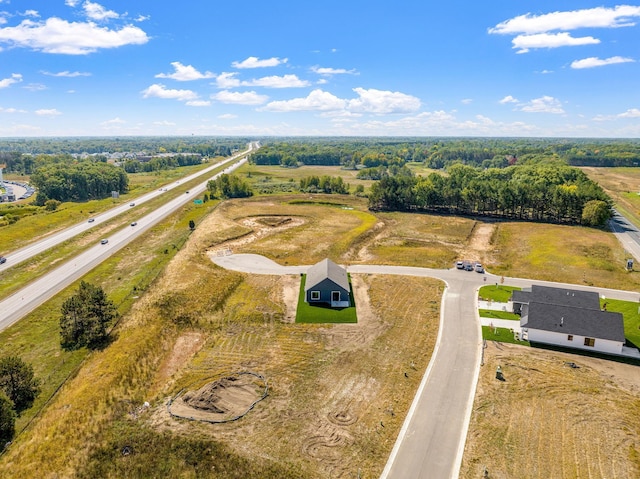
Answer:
368, 163, 612, 226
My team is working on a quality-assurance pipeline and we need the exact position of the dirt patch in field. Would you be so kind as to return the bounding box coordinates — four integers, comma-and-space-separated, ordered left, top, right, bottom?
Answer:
458, 221, 497, 265
209, 216, 306, 256
169, 373, 267, 423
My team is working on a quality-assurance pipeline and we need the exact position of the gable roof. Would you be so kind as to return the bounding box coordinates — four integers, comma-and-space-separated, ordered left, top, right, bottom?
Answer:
522, 301, 625, 342
513, 285, 600, 310
305, 258, 349, 292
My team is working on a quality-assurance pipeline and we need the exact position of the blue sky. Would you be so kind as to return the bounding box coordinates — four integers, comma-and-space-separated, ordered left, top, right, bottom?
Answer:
0, 1, 639, 138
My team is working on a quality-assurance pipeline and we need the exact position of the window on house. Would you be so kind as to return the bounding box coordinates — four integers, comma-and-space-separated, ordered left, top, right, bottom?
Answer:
584, 337, 595, 347
310, 291, 320, 300
567, 335, 573, 341
332, 291, 340, 302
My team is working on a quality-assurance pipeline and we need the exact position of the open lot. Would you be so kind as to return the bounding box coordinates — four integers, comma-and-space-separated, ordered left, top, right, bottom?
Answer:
1, 192, 639, 477
582, 167, 640, 227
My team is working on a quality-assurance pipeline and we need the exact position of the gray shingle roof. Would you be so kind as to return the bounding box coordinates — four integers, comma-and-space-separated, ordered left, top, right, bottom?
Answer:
523, 301, 625, 342
305, 258, 349, 292
515, 285, 601, 310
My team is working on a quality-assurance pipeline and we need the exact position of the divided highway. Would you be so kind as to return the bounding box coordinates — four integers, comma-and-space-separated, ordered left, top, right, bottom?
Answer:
0, 146, 253, 332
0, 145, 255, 271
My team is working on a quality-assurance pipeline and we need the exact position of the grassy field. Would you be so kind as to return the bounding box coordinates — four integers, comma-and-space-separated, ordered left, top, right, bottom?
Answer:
2, 187, 640, 477
0, 196, 443, 478
490, 221, 640, 291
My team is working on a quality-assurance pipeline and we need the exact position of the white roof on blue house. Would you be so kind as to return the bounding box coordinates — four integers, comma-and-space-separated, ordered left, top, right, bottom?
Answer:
305, 258, 349, 292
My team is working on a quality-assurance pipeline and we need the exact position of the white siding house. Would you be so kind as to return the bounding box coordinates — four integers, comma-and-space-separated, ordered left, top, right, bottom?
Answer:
515, 285, 626, 356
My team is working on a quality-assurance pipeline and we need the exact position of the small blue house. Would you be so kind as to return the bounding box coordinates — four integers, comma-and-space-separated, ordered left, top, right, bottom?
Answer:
305, 259, 350, 308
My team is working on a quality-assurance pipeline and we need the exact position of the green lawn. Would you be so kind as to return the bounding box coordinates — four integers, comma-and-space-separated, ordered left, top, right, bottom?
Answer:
600, 298, 640, 348
482, 326, 530, 346
478, 309, 520, 321
295, 275, 357, 323
478, 285, 521, 302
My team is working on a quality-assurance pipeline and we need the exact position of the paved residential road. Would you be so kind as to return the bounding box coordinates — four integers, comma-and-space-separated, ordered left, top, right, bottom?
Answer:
212, 254, 640, 479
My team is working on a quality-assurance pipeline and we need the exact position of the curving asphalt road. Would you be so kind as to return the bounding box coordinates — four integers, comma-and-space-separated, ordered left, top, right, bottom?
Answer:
211, 253, 640, 479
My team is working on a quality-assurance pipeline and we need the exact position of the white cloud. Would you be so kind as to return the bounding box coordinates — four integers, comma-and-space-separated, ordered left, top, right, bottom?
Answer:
244, 74, 310, 88
65, 1, 80, 7
512, 32, 599, 53
35, 108, 62, 116
499, 95, 518, 104
218, 113, 237, 119
347, 87, 421, 114
0, 107, 26, 113
489, 6, 640, 35
212, 90, 268, 105
41, 70, 91, 77
261, 89, 346, 112
155, 62, 215, 81
461, 98, 473, 105
261, 87, 421, 114
153, 120, 176, 126
82, 2, 120, 21
185, 100, 211, 107
618, 108, 640, 118
571, 56, 635, 69
141, 84, 198, 101
232, 56, 288, 69
311, 66, 357, 76
0, 17, 148, 54
100, 117, 125, 125
518, 96, 565, 114
0, 73, 22, 88
23, 83, 47, 91
215, 72, 241, 89
23, 10, 39, 18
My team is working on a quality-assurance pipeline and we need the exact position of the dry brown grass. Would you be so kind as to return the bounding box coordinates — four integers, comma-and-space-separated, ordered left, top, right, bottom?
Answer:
582, 167, 640, 226
461, 342, 640, 479
4, 194, 640, 478
490, 221, 640, 290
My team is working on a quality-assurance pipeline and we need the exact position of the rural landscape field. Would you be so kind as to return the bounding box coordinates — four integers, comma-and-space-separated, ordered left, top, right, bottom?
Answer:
2, 141, 640, 478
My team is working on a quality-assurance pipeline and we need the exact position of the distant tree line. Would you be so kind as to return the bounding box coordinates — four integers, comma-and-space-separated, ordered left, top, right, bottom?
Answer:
0, 137, 249, 156
248, 137, 640, 169
30, 160, 129, 203
123, 154, 202, 173
368, 163, 612, 226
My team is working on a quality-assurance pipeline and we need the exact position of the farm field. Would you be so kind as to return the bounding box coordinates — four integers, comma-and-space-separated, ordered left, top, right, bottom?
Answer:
1, 193, 639, 477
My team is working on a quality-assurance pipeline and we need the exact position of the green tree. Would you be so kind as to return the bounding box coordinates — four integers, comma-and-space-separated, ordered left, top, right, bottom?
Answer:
581, 200, 611, 227
0, 356, 40, 413
44, 199, 61, 211
60, 282, 117, 350
0, 391, 15, 446
189, 219, 196, 230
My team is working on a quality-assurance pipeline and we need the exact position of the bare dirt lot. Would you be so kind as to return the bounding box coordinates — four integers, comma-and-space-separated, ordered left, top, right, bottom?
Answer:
461, 341, 640, 479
